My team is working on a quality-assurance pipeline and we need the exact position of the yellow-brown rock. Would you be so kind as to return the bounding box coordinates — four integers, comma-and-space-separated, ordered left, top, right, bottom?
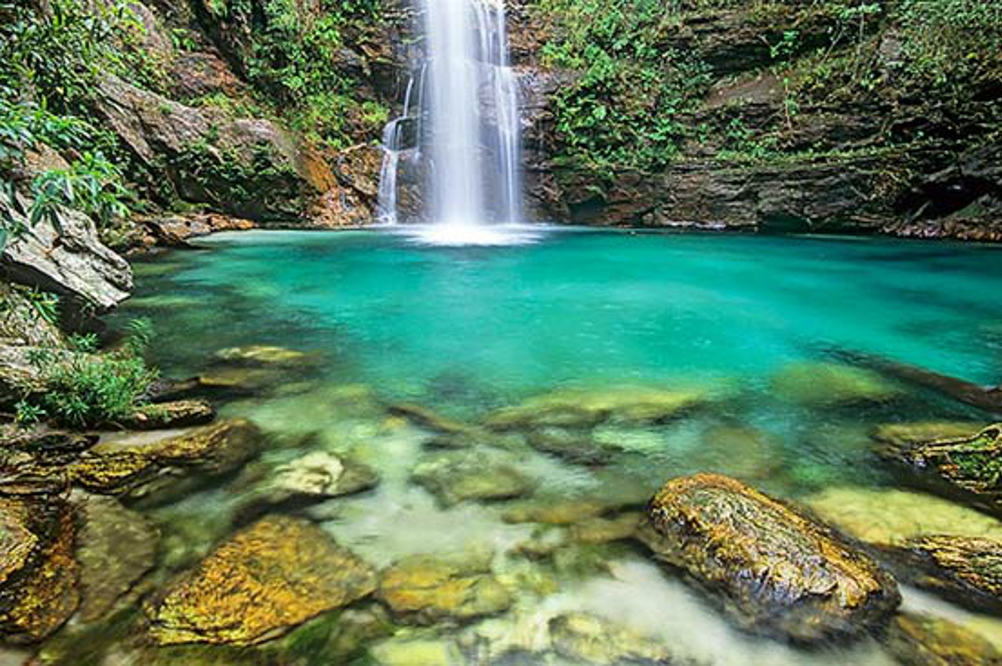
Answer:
640, 473, 900, 642
0, 498, 79, 643
146, 516, 376, 645
887, 612, 1002, 666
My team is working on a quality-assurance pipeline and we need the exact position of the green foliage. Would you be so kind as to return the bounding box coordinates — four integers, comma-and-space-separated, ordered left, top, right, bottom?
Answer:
28, 152, 132, 229
533, 0, 711, 179
21, 318, 158, 428
210, 0, 387, 149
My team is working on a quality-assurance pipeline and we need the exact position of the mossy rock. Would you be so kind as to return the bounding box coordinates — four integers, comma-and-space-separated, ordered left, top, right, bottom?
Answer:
146, 516, 377, 645
411, 452, 535, 507
213, 344, 312, 367
871, 422, 989, 448
524, 426, 618, 465
68, 419, 263, 502
547, 612, 677, 666
887, 612, 1002, 666
378, 551, 512, 625
568, 512, 641, 545
0, 497, 79, 643
388, 402, 476, 436
876, 423, 1002, 517
805, 486, 1002, 547
369, 636, 463, 666
639, 473, 900, 642
121, 399, 216, 430
883, 536, 1002, 615
770, 361, 901, 407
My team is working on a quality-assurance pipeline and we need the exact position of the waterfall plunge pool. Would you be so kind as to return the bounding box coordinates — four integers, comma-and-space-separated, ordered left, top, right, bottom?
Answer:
90, 228, 1002, 665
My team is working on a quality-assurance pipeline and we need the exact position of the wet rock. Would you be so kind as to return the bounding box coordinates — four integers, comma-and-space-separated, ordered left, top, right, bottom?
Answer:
887, 612, 1002, 666
74, 494, 158, 622
378, 552, 512, 624
68, 419, 263, 501
234, 451, 378, 520
876, 424, 1002, 517
412, 452, 535, 507
871, 422, 989, 449
770, 361, 901, 407
502, 499, 616, 526
568, 512, 640, 545
147, 516, 377, 645
805, 486, 1002, 546
0, 189, 132, 311
388, 403, 473, 436
277, 604, 394, 664
0, 284, 63, 348
143, 212, 256, 247
882, 536, 1002, 615
370, 636, 463, 666
640, 473, 900, 642
484, 386, 709, 431
691, 424, 783, 481
0, 498, 79, 643
120, 399, 216, 430
548, 612, 682, 666
195, 366, 285, 395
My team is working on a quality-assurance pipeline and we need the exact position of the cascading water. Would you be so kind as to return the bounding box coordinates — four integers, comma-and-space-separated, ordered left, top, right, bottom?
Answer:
376, 0, 524, 242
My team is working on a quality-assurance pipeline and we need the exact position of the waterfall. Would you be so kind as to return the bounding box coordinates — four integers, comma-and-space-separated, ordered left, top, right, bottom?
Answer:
376, 0, 523, 235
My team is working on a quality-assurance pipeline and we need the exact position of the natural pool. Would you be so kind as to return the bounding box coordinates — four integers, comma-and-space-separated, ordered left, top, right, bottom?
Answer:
60, 228, 1002, 665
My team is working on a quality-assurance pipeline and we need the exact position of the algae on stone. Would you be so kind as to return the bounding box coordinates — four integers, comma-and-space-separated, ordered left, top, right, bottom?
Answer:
887, 612, 1002, 666
146, 516, 376, 645
770, 361, 900, 407
412, 452, 535, 507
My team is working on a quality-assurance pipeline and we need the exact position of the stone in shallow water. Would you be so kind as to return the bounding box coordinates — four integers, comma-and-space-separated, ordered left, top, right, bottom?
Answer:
886, 612, 1002, 666
74, 493, 158, 622
0, 497, 79, 643
213, 344, 311, 366
378, 551, 512, 624
770, 361, 901, 407
388, 402, 475, 436
483, 385, 711, 431
871, 422, 989, 448
501, 498, 615, 526
690, 424, 782, 481
548, 612, 689, 666
883, 535, 1002, 615
146, 516, 377, 645
370, 636, 463, 666
524, 426, 617, 465
121, 399, 215, 430
411, 452, 535, 507
876, 423, 1002, 518
568, 512, 641, 545
805, 486, 1002, 546
639, 473, 900, 642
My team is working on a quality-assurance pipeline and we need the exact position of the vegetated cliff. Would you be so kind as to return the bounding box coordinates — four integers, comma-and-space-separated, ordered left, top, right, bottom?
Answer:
514, 0, 1002, 240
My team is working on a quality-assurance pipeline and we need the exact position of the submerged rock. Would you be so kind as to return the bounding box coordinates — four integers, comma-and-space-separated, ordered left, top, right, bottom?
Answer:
871, 422, 989, 448
484, 386, 710, 431
388, 402, 474, 436
0, 498, 79, 643
74, 494, 158, 622
876, 423, 1002, 517
548, 612, 684, 666
806, 487, 1002, 549
213, 345, 311, 367
883, 536, 1002, 615
147, 516, 376, 645
378, 551, 512, 624
524, 426, 617, 465
568, 512, 641, 545
370, 636, 463, 666
234, 451, 378, 521
770, 361, 901, 407
887, 612, 1002, 666
412, 452, 535, 507
69, 419, 263, 502
639, 473, 900, 642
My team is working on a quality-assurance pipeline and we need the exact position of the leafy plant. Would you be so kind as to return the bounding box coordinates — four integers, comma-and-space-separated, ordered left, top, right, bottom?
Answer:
28, 152, 132, 229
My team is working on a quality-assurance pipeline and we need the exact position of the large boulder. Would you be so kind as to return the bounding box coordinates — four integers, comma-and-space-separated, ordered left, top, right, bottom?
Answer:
0, 498, 79, 643
639, 473, 900, 642
876, 423, 1002, 517
0, 189, 132, 311
146, 516, 377, 645
882, 535, 1002, 615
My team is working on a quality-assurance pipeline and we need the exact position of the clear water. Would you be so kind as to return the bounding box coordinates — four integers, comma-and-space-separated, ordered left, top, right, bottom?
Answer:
79, 228, 1002, 665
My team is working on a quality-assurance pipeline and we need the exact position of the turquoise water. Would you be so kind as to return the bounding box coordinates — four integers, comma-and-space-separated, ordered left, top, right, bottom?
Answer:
93, 228, 1002, 666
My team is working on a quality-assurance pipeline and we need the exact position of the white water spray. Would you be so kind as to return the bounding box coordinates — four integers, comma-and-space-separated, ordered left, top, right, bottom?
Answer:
376, 0, 524, 241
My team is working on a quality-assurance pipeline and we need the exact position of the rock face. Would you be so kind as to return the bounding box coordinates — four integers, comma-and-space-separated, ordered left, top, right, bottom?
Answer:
0, 498, 79, 643
378, 552, 511, 624
887, 613, 1002, 666
146, 516, 377, 645
0, 189, 132, 311
876, 424, 1002, 517
883, 536, 1002, 615
89, 76, 323, 222
640, 473, 900, 642
0, 284, 63, 347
